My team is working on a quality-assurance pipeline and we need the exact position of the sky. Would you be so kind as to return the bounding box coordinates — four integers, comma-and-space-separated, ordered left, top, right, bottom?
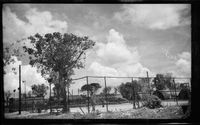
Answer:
3, 4, 191, 97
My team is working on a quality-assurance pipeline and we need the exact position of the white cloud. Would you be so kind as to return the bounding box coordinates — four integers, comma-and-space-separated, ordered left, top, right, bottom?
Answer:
178, 51, 190, 61
114, 4, 190, 30
175, 52, 191, 77
89, 29, 154, 81
25, 8, 68, 35
3, 6, 68, 45
3, 6, 67, 93
89, 61, 120, 76
96, 29, 140, 65
4, 57, 47, 95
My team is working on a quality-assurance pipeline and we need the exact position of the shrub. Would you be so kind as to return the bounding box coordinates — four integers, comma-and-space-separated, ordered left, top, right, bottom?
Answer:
153, 90, 164, 100
178, 88, 190, 100
141, 94, 162, 109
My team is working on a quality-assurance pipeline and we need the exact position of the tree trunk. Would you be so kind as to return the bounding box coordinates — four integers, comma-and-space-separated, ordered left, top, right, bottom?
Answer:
59, 71, 70, 113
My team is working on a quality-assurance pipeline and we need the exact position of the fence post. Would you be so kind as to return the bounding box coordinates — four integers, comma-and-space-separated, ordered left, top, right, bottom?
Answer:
19, 65, 21, 115
49, 82, 52, 114
67, 83, 70, 112
146, 71, 151, 95
104, 76, 108, 112
131, 78, 135, 109
71, 89, 73, 104
173, 78, 178, 106
86, 76, 90, 113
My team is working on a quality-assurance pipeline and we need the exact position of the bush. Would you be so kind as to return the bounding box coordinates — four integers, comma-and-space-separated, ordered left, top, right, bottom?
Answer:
178, 88, 190, 100
153, 90, 164, 100
142, 94, 162, 109
153, 90, 170, 100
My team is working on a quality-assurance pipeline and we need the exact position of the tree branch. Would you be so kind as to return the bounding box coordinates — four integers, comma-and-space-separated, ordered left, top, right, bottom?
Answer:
65, 50, 84, 71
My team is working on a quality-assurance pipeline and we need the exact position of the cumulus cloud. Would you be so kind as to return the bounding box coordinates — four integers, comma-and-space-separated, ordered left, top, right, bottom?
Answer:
89, 29, 153, 80
89, 61, 121, 76
175, 51, 191, 77
96, 29, 140, 65
3, 5, 68, 93
4, 57, 47, 95
114, 4, 190, 30
3, 6, 68, 45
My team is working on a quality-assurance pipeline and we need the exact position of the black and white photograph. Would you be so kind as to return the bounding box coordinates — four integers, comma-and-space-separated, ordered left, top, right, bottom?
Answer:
3, 4, 191, 120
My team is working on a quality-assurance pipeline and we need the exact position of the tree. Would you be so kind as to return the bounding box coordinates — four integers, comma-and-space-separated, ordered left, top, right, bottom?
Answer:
119, 80, 141, 109
81, 83, 101, 96
5, 90, 12, 106
31, 84, 48, 97
102, 86, 112, 95
27, 91, 32, 98
152, 73, 173, 90
3, 38, 27, 74
114, 87, 118, 95
23, 32, 95, 112
81, 83, 101, 111
138, 77, 151, 93
164, 73, 173, 89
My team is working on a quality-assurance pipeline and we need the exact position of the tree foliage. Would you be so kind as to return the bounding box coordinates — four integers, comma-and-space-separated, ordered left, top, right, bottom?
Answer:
102, 86, 112, 95
5, 90, 12, 106
152, 73, 173, 90
119, 80, 141, 101
4, 90, 12, 99
31, 84, 48, 97
22, 32, 95, 112
141, 94, 162, 109
81, 83, 101, 96
3, 37, 27, 74
22, 32, 95, 78
81, 83, 101, 111
27, 91, 32, 97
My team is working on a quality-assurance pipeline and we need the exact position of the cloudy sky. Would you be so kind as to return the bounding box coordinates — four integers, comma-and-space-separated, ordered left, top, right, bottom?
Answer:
3, 4, 191, 96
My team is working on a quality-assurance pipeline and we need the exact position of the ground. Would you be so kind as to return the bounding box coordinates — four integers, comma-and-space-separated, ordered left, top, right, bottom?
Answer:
5, 104, 186, 119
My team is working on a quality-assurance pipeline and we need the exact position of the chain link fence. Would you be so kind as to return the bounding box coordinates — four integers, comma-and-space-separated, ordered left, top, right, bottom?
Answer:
6, 76, 191, 114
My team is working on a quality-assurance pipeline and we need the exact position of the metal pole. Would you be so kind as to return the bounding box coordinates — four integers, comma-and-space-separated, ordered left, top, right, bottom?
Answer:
104, 76, 108, 112
86, 76, 90, 113
72, 89, 73, 102
67, 84, 70, 110
173, 78, 178, 105
24, 81, 27, 111
19, 65, 21, 115
146, 71, 150, 95
131, 78, 135, 109
49, 82, 52, 114
78, 89, 79, 95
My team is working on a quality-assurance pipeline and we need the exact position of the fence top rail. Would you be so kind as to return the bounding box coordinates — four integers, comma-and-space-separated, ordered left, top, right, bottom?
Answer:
72, 76, 86, 81
72, 75, 191, 80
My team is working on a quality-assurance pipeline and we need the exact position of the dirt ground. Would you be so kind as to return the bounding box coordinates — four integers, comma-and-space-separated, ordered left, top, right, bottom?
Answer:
4, 105, 186, 119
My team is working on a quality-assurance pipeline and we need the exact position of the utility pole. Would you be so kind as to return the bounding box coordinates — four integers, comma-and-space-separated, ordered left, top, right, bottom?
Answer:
146, 71, 151, 95
19, 65, 21, 115
86, 76, 90, 113
104, 76, 108, 112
